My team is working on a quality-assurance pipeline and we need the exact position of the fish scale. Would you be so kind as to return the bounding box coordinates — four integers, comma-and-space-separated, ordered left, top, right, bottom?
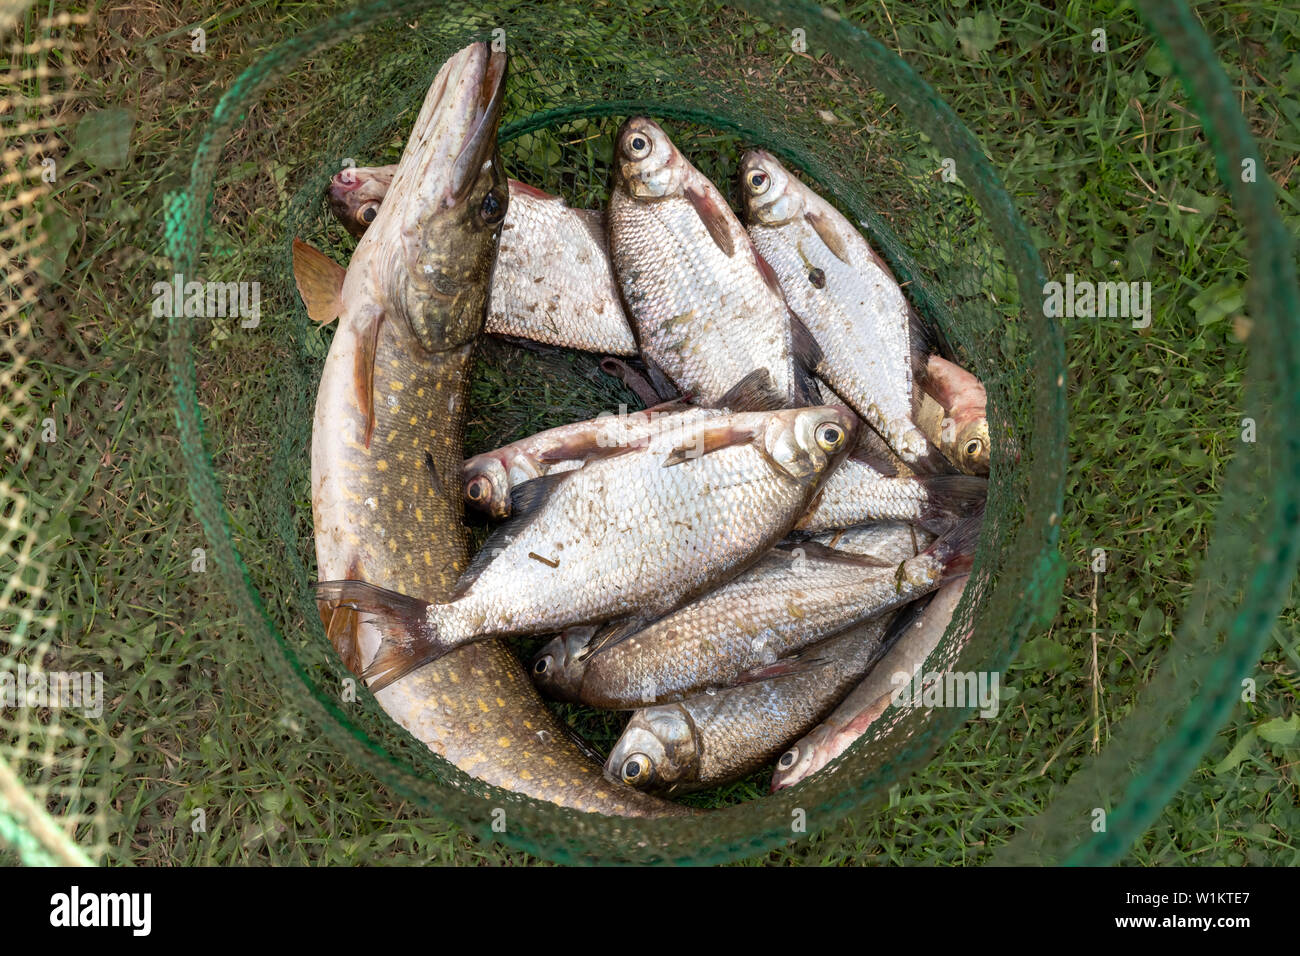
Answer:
608, 119, 805, 406
740, 150, 933, 462
607, 615, 893, 793
543, 525, 945, 709
440, 419, 840, 644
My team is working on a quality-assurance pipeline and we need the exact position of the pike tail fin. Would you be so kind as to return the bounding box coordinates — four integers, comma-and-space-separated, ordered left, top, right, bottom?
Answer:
312, 580, 447, 692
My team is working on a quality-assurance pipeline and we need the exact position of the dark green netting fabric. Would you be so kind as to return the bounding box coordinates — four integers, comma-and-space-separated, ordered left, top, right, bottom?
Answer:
160, 0, 1297, 864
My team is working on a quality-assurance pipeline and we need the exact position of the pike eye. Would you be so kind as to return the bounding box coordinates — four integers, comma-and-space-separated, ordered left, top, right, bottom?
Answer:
778, 748, 797, 769
747, 170, 769, 194
625, 132, 652, 159
815, 422, 846, 452
480, 188, 506, 226
358, 202, 379, 224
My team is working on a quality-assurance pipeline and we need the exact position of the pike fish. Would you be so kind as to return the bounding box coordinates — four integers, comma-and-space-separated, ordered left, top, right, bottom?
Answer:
796, 456, 987, 536
531, 516, 978, 709
771, 573, 972, 791
608, 118, 820, 407
915, 354, 990, 476
327, 165, 638, 356
739, 149, 944, 467
302, 43, 681, 816
462, 400, 721, 519
606, 614, 894, 794
318, 404, 858, 689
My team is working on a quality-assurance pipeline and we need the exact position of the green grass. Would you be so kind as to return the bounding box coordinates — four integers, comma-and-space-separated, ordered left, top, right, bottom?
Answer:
11, 0, 1299, 864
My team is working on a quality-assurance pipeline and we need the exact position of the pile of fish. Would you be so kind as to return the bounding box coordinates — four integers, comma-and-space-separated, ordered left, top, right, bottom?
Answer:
294, 43, 991, 815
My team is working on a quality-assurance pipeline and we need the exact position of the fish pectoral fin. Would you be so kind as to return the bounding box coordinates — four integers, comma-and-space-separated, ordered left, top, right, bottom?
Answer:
292, 238, 346, 325
803, 209, 851, 265
683, 183, 736, 258
843, 689, 896, 736
312, 580, 441, 692
662, 415, 764, 467
714, 368, 783, 414
779, 540, 894, 569
789, 313, 825, 376
352, 305, 386, 448
583, 616, 649, 658
451, 470, 576, 598
733, 654, 833, 686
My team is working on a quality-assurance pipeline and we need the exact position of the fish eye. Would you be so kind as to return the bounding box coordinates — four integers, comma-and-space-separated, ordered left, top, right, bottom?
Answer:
815, 422, 846, 452
624, 131, 652, 159
533, 656, 550, 675
778, 748, 798, 770
964, 438, 984, 458
358, 201, 379, 224
808, 267, 825, 288
466, 476, 490, 502
747, 170, 769, 194
621, 753, 653, 785
479, 188, 506, 226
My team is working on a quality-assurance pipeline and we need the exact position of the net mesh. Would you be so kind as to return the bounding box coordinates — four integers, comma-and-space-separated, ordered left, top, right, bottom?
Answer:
167, 0, 1063, 864
3, 0, 1295, 866
1, 4, 102, 867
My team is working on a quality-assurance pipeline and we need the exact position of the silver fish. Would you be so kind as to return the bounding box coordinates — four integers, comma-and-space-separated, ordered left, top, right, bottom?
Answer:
771, 573, 972, 791
319, 404, 858, 688
327, 166, 638, 356
739, 149, 941, 466
605, 615, 894, 794
532, 517, 977, 709
608, 118, 820, 407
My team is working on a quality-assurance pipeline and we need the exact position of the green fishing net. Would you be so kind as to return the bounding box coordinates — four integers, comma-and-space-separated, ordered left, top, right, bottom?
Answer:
160, 0, 1300, 863
6, 0, 1297, 865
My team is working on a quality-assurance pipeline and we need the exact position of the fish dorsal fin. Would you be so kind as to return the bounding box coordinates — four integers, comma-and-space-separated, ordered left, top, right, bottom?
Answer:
684, 183, 736, 257
803, 208, 851, 265
779, 540, 894, 569
292, 238, 346, 325
715, 368, 784, 413
451, 470, 574, 599
662, 413, 764, 467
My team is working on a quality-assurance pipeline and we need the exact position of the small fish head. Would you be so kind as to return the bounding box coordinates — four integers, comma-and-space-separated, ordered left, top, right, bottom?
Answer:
950, 418, 991, 475
529, 626, 595, 702
605, 706, 696, 792
738, 149, 801, 225
383, 44, 509, 353
770, 729, 829, 792
462, 454, 512, 519
615, 117, 686, 200
326, 166, 393, 238
764, 405, 858, 482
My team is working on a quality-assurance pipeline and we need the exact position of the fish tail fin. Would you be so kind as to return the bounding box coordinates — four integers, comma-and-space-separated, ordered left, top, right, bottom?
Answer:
319, 600, 364, 676
916, 475, 987, 536
922, 512, 985, 576
312, 580, 442, 692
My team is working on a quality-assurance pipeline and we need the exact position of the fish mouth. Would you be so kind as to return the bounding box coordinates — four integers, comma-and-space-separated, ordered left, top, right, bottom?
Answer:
449, 44, 507, 202
385, 41, 507, 221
